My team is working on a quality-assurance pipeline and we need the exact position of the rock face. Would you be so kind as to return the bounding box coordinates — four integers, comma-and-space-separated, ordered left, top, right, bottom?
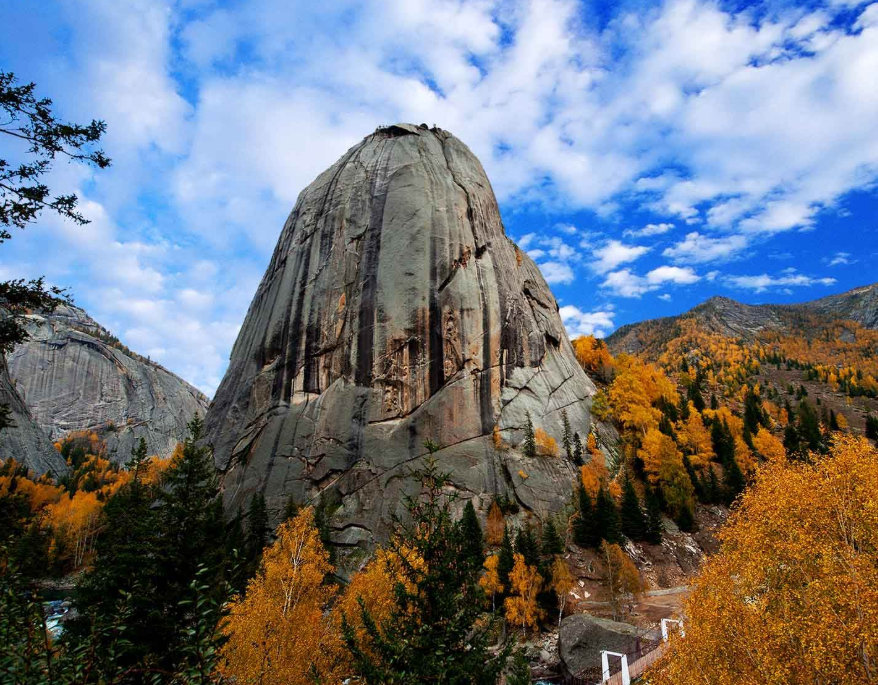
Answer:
804, 283, 878, 330
558, 614, 647, 677
8, 305, 210, 463
0, 357, 66, 476
206, 124, 607, 552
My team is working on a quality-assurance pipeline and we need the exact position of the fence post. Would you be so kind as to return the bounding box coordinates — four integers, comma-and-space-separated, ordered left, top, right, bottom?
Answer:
661, 618, 685, 642
600, 651, 630, 684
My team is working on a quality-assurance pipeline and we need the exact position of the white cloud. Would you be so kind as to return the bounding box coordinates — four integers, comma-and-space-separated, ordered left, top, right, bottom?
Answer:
658, 293, 672, 301
827, 251, 853, 266
624, 223, 674, 238
559, 305, 614, 338
726, 273, 838, 293
601, 264, 700, 297
663, 231, 748, 264
646, 265, 700, 285
591, 240, 651, 274
538, 261, 576, 285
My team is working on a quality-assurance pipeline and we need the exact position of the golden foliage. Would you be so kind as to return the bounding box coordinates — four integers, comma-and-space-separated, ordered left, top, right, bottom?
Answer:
534, 427, 559, 457
220, 507, 337, 685
675, 408, 714, 468
550, 557, 575, 626
581, 449, 608, 498
601, 541, 645, 620
485, 500, 505, 547
572, 335, 615, 381
638, 428, 682, 483
752, 427, 785, 462
648, 436, 878, 685
479, 554, 504, 612
504, 553, 544, 633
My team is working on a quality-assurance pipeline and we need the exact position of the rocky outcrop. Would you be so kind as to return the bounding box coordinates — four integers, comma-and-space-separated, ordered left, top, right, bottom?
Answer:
206, 124, 609, 554
0, 357, 66, 476
804, 283, 878, 330
558, 614, 652, 677
8, 305, 209, 463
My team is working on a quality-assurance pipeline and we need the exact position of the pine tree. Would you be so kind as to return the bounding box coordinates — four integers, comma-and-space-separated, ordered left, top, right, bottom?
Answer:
458, 500, 484, 568
505, 649, 532, 685
561, 409, 573, 460
676, 501, 696, 532
498, 526, 515, 591
523, 411, 536, 458
797, 400, 823, 453
723, 455, 746, 505
678, 392, 691, 421
866, 414, 878, 441
515, 524, 540, 567
710, 393, 718, 410
572, 432, 584, 466
313, 501, 336, 566
574, 484, 598, 548
644, 485, 663, 544
829, 409, 839, 431
682, 454, 706, 502
246, 492, 269, 559
595, 486, 621, 545
541, 518, 564, 557
281, 494, 299, 523
340, 456, 510, 684
706, 466, 721, 505
620, 474, 647, 541
127, 437, 149, 481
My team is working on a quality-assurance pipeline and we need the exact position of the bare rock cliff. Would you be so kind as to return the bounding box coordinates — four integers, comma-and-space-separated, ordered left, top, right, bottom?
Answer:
206, 124, 610, 554
8, 305, 209, 463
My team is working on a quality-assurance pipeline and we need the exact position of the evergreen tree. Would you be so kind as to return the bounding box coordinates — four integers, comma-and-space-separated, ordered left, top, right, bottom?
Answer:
706, 466, 721, 505
246, 492, 269, 559
619, 474, 647, 541
682, 454, 706, 503
523, 411, 536, 458
783, 422, 802, 457
313, 500, 336, 566
743, 389, 767, 435
498, 526, 515, 591
797, 400, 823, 453
676, 501, 696, 532
458, 499, 484, 568
644, 486, 663, 544
505, 650, 532, 685
515, 524, 540, 567
866, 414, 878, 441
561, 409, 573, 460
710, 393, 718, 410
829, 409, 840, 431
572, 431, 584, 466
573, 484, 598, 548
723, 454, 746, 505
127, 437, 149, 481
595, 486, 621, 545
541, 518, 565, 556
678, 392, 691, 421
340, 455, 510, 684
281, 494, 299, 523
711, 419, 736, 465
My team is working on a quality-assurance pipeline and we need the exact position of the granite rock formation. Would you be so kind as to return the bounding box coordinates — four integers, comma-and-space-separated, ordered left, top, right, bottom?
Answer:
206, 124, 610, 554
0, 357, 66, 476
8, 305, 209, 463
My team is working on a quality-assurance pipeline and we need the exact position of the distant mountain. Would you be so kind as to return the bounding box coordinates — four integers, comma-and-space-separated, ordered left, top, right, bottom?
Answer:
802, 283, 878, 330
607, 283, 878, 357
0, 357, 67, 476
8, 305, 209, 464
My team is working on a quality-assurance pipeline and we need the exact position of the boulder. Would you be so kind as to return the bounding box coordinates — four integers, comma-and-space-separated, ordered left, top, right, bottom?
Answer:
558, 614, 644, 677
205, 124, 611, 560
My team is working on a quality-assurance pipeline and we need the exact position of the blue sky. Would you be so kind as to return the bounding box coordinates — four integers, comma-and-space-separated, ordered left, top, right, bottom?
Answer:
2, 0, 877, 396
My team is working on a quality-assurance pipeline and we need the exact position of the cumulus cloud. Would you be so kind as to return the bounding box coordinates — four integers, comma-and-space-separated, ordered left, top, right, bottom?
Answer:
559, 305, 614, 338
663, 232, 749, 264
538, 261, 576, 285
592, 240, 651, 274
601, 265, 700, 298
625, 223, 674, 238
827, 251, 854, 266
726, 273, 838, 293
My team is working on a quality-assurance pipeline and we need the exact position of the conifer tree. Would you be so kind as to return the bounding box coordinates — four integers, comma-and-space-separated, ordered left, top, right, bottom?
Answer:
706, 466, 721, 505
797, 400, 823, 453
866, 414, 878, 441
498, 526, 515, 591
723, 454, 746, 505
595, 486, 621, 545
682, 453, 706, 502
515, 524, 540, 567
540, 518, 564, 557
523, 411, 536, 458
644, 485, 663, 544
676, 500, 696, 532
561, 409, 573, 460
246, 492, 269, 559
620, 474, 646, 541
458, 499, 484, 568
574, 483, 598, 548
282, 494, 299, 523
340, 454, 509, 684
572, 431, 584, 466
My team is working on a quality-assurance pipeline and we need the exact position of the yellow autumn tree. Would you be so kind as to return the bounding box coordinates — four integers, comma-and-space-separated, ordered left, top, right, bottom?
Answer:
220, 506, 337, 685
648, 436, 878, 685
550, 556, 575, 627
675, 407, 714, 468
601, 541, 645, 621
752, 427, 785, 462
572, 335, 615, 381
479, 554, 504, 613
534, 428, 559, 457
637, 428, 682, 483
581, 448, 608, 498
485, 500, 505, 546
504, 553, 544, 633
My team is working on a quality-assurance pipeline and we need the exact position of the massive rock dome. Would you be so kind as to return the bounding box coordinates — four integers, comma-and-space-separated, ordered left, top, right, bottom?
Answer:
206, 124, 609, 553
8, 305, 209, 463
